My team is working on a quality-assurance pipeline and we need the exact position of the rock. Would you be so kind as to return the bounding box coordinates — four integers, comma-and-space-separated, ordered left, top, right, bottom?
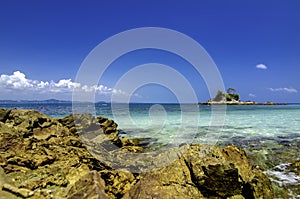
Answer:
0, 166, 7, 189
100, 169, 137, 198
2, 183, 34, 198
0, 108, 274, 198
59, 114, 95, 133
1, 166, 35, 198
0, 108, 10, 122
0, 191, 20, 199
67, 171, 108, 199
227, 196, 245, 199
264, 101, 275, 105
291, 160, 300, 175
124, 144, 274, 199
58, 114, 143, 154
1, 109, 70, 144
0, 109, 110, 198
0, 168, 20, 199
123, 151, 204, 199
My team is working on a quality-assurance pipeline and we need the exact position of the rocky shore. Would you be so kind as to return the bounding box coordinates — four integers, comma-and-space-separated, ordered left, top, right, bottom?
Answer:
0, 108, 275, 198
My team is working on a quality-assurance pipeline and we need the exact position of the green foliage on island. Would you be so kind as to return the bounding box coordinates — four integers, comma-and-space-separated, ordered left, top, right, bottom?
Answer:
204, 88, 286, 105
213, 88, 240, 102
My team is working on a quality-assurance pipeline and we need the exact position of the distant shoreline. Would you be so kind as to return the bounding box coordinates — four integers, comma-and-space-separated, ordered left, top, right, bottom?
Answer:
0, 99, 297, 105
199, 101, 287, 105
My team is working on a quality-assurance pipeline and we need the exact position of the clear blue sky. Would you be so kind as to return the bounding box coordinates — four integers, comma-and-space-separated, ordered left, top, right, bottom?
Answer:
0, 0, 299, 103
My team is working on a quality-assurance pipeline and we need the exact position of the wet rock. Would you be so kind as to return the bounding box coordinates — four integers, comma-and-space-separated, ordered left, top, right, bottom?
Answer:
291, 160, 300, 175
243, 135, 300, 198
278, 140, 291, 146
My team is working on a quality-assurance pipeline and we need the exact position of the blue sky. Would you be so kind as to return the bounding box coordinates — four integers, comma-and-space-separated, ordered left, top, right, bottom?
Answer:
0, 0, 299, 103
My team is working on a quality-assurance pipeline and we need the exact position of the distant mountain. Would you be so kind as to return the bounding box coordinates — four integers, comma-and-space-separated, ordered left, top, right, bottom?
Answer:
0, 99, 72, 104
0, 99, 112, 104
96, 101, 110, 104
38, 99, 71, 103
0, 100, 19, 103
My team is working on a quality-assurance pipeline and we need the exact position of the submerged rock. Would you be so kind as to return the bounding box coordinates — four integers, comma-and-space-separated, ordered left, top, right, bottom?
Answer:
0, 108, 274, 198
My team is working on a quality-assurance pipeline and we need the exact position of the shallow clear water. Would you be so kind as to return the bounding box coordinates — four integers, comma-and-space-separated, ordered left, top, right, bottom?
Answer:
1, 102, 299, 148
1, 102, 299, 197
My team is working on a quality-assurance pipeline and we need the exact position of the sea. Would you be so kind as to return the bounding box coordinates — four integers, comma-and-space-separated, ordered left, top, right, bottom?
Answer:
1, 102, 299, 198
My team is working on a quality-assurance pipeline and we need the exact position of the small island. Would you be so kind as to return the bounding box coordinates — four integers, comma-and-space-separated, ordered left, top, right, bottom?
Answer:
199, 88, 287, 105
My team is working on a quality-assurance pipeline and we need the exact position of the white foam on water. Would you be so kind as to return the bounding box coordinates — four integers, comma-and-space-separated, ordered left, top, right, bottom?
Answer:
265, 163, 300, 186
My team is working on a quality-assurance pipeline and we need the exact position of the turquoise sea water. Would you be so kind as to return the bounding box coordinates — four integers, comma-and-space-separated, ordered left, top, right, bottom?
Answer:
2, 103, 299, 145
1, 103, 299, 197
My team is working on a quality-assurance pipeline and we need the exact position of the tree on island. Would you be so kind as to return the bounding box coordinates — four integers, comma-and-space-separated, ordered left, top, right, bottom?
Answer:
227, 88, 236, 94
212, 88, 240, 102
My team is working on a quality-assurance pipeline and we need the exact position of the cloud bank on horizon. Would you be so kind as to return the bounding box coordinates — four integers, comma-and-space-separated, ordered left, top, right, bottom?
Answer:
0, 70, 298, 102
0, 71, 127, 100
268, 87, 298, 93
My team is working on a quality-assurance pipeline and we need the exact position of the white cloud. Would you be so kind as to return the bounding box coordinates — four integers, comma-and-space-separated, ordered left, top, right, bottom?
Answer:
0, 71, 34, 89
249, 93, 256, 97
268, 87, 298, 93
54, 79, 81, 89
0, 71, 128, 98
37, 81, 49, 88
256, 64, 268, 70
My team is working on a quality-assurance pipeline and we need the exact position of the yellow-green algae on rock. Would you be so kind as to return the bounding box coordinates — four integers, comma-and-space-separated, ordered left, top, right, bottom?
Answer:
0, 108, 274, 198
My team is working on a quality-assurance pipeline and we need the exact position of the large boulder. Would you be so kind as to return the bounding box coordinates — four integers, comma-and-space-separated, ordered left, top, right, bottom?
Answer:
58, 114, 143, 151
124, 145, 274, 199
